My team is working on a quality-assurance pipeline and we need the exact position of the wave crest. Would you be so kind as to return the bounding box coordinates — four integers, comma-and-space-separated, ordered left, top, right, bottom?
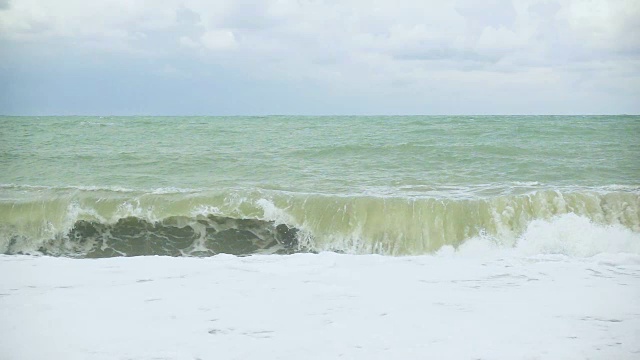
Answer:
0, 188, 638, 257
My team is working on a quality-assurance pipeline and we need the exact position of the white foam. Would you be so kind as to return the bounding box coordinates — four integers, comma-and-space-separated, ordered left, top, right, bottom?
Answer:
189, 205, 223, 217
114, 200, 159, 223
516, 213, 640, 256
256, 198, 295, 225
2, 253, 639, 359
454, 213, 640, 258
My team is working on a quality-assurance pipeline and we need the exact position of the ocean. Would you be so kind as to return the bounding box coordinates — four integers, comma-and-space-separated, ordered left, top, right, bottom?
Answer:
2, 115, 640, 359
0, 115, 638, 258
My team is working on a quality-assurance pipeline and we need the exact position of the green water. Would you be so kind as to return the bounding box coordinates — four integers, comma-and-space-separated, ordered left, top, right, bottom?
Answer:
2, 115, 638, 194
0, 115, 639, 256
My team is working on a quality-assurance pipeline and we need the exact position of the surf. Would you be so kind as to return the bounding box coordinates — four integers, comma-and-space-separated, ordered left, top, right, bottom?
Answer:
1, 186, 638, 257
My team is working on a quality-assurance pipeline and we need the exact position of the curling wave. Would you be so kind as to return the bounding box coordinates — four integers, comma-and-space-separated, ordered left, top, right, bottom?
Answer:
0, 186, 638, 257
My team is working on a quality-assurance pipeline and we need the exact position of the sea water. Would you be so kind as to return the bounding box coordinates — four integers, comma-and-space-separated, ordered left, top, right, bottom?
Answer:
1, 115, 638, 257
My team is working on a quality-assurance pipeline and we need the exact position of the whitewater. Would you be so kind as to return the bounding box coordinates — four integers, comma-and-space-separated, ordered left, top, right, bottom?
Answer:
1, 115, 639, 359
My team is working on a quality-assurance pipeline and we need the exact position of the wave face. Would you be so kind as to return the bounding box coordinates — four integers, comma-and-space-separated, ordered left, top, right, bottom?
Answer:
1, 187, 638, 257
47, 216, 298, 257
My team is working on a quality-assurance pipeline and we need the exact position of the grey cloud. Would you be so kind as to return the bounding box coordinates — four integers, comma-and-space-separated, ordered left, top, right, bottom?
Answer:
528, 1, 561, 18
394, 47, 501, 65
456, 0, 516, 29
2, 0, 638, 115
219, 1, 279, 30
176, 7, 201, 25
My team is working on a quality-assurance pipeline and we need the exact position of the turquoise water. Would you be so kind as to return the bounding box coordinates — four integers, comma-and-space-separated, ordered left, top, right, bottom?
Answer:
1, 116, 639, 256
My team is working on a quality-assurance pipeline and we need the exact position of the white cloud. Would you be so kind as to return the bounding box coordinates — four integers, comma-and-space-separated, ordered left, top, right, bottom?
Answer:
200, 30, 237, 51
476, 26, 526, 54
561, 0, 640, 52
0, 0, 638, 113
179, 35, 199, 49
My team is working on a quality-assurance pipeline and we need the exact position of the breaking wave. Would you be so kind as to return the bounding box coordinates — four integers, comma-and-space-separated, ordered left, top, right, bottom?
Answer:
0, 186, 638, 257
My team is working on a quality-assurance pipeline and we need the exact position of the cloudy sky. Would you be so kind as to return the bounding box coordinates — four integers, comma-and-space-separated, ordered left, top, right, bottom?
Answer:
0, 0, 638, 115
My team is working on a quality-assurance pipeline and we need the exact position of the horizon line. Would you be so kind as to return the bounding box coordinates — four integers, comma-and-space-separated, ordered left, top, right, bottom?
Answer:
1, 113, 638, 117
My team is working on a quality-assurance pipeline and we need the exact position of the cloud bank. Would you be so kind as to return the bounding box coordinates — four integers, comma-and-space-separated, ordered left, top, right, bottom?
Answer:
0, 0, 638, 114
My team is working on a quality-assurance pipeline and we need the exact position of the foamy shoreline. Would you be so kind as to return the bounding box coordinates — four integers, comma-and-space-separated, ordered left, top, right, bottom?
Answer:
1, 253, 639, 359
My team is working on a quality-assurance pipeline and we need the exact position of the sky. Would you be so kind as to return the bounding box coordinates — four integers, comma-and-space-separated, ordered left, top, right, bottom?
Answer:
0, 0, 639, 115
